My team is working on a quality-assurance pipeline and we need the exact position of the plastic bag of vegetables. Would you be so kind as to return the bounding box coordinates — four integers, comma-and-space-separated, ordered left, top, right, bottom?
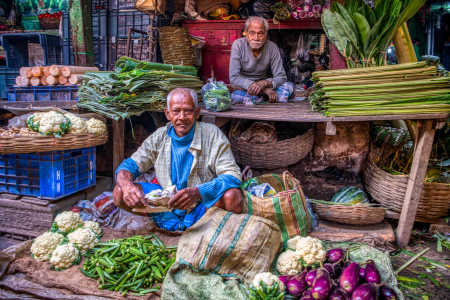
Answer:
201, 79, 231, 112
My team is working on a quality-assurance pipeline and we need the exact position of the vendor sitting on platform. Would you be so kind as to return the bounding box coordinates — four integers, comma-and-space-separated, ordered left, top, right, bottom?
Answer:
229, 16, 294, 104
113, 88, 242, 231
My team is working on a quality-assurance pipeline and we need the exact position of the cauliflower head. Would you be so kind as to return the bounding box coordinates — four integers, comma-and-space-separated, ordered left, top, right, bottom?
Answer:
64, 113, 87, 134
86, 118, 107, 135
276, 249, 303, 275
54, 211, 83, 233
49, 243, 79, 269
67, 228, 97, 254
290, 236, 326, 266
29, 111, 70, 136
83, 221, 102, 236
30, 232, 64, 262
252, 272, 285, 291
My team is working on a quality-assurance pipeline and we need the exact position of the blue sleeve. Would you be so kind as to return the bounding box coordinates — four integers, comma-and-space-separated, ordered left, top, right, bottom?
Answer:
115, 158, 141, 181
197, 174, 241, 208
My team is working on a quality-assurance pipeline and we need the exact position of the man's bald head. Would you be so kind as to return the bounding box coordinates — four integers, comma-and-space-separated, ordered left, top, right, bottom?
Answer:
167, 88, 198, 110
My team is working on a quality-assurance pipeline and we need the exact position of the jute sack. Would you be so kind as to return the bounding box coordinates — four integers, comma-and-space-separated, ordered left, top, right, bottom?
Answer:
176, 207, 282, 282
242, 171, 312, 245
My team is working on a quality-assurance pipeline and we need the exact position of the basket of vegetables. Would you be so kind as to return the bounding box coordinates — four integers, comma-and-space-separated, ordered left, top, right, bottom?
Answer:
310, 187, 386, 225
38, 11, 62, 30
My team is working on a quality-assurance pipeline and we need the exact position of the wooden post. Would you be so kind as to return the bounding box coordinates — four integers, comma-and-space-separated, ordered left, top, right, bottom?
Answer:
112, 119, 125, 183
69, 0, 95, 66
396, 120, 436, 247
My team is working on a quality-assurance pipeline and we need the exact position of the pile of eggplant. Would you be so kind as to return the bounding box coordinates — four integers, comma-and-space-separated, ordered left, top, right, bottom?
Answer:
279, 248, 399, 300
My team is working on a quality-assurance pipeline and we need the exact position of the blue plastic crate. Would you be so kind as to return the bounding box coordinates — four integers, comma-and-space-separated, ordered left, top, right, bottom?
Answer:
0, 67, 19, 99
8, 86, 79, 102
0, 147, 96, 200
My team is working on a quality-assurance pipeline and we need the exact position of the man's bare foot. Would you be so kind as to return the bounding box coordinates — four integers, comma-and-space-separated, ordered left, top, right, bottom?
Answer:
263, 88, 277, 102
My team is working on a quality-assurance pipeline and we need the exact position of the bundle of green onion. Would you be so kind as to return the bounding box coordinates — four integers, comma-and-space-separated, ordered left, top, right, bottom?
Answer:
309, 61, 450, 117
77, 57, 203, 120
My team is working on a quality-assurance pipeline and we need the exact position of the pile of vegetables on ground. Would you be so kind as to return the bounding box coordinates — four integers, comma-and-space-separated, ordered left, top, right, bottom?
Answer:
80, 234, 176, 296
26, 111, 107, 137
30, 211, 102, 270
309, 61, 450, 117
77, 56, 203, 120
250, 236, 399, 300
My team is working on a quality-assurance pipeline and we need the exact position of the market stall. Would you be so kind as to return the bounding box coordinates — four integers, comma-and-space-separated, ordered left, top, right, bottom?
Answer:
0, 0, 449, 299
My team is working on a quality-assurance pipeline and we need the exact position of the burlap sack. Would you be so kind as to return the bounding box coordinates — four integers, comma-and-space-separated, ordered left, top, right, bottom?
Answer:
242, 171, 312, 245
176, 207, 281, 282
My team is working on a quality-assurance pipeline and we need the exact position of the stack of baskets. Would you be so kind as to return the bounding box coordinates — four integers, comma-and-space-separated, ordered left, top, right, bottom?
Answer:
158, 26, 195, 66
364, 148, 450, 221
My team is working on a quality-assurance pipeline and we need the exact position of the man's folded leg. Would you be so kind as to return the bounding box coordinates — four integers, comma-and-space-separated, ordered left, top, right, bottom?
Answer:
214, 188, 243, 214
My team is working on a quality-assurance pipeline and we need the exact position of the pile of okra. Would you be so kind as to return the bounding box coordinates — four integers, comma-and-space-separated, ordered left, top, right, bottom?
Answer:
80, 234, 176, 296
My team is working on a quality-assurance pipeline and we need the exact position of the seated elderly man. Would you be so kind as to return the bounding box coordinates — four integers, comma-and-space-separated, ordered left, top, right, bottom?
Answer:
113, 88, 242, 231
229, 16, 294, 104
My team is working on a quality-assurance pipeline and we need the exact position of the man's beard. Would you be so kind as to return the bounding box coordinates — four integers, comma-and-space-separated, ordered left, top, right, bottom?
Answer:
249, 40, 265, 49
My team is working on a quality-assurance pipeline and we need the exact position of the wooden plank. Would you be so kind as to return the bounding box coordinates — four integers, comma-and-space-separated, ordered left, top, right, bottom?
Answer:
112, 119, 125, 180
310, 220, 395, 243
0, 101, 78, 110
200, 102, 448, 123
396, 120, 436, 247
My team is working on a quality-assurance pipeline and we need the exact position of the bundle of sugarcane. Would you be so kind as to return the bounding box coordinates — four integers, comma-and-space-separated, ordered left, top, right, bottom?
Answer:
15, 65, 99, 87
309, 61, 450, 116
77, 57, 203, 120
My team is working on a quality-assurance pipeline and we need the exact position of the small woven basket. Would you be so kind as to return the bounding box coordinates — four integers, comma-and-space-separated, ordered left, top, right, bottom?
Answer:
230, 128, 314, 169
311, 200, 386, 225
158, 26, 194, 66
39, 17, 60, 30
0, 133, 108, 154
364, 150, 450, 221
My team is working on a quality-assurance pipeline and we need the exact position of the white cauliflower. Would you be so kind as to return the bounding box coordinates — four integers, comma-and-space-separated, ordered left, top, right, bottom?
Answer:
30, 232, 64, 262
30, 111, 70, 136
86, 118, 107, 135
49, 243, 79, 269
276, 249, 303, 275
290, 236, 326, 266
67, 228, 97, 254
252, 272, 285, 291
54, 211, 83, 233
64, 113, 87, 134
83, 221, 102, 236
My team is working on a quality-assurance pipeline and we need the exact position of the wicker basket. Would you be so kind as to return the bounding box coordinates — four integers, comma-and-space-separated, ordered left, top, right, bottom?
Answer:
311, 201, 386, 225
364, 154, 450, 221
0, 133, 108, 154
158, 26, 195, 66
231, 128, 314, 169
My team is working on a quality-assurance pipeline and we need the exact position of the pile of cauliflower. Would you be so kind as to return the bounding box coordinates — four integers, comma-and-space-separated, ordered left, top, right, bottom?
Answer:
276, 236, 326, 275
30, 211, 102, 270
26, 111, 107, 137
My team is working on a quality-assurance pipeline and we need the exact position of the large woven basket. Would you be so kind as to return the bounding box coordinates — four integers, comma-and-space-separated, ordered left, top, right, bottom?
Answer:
158, 26, 194, 66
311, 200, 386, 225
0, 133, 108, 154
231, 128, 314, 169
364, 154, 450, 221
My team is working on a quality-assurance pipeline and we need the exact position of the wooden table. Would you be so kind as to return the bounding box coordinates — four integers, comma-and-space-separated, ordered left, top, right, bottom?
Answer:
201, 102, 448, 247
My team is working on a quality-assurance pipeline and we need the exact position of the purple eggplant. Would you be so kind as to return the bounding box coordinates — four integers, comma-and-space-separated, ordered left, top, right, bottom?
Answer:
359, 267, 366, 279
287, 272, 308, 297
324, 262, 341, 279
329, 288, 350, 300
279, 275, 292, 287
305, 269, 318, 286
351, 283, 375, 300
300, 289, 314, 300
364, 260, 381, 284
326, 248, 345, 263
380, 286, 398, 300
311, 269, 332, 299
339, 262, 360, 294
